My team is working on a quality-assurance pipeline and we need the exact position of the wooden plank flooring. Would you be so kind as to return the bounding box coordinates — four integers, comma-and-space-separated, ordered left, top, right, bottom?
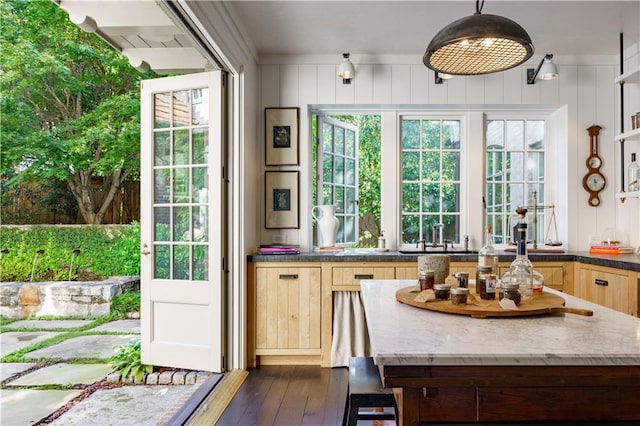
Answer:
216, 365, 349, 426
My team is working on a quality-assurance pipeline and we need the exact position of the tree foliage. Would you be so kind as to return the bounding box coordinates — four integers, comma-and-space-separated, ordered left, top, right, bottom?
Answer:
0, 0, 153, 224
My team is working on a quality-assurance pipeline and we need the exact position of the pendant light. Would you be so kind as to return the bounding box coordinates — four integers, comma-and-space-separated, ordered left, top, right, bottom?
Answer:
424, 0, 534, 76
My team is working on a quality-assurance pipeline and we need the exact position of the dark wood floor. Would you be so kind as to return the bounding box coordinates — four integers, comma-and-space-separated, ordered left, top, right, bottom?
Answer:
216, 365, 349, 425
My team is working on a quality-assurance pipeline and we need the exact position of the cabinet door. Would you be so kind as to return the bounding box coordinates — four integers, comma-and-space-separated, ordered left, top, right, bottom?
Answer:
576, 266, 632, 314
255, 267, 321, 350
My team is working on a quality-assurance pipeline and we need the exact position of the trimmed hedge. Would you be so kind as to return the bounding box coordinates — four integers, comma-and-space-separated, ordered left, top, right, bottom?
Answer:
0, 224, 140, 282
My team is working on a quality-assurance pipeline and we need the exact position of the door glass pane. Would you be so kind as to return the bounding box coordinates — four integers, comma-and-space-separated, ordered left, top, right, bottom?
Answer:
192, 129, 208, 164
154, 93, 171, 129
173, 90, 190, 127
192, 167, 207, 202
192, 206, 207, 242
422, 120, 440, 149
173, 207, 190, 242
334, 157, 344, 184
154, 207, 170, 241
173, 245, 189, 279
173, 129, 190, 165
191, 88, 209, 125
192, 245, 207, 281
155, 169, 171, 203
173, 168, 189, 203
154, 245, 170, 279
155, 132, 170, 166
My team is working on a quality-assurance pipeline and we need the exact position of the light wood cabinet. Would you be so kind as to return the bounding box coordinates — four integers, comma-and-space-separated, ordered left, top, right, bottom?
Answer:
329, 265, 395, 290
251, 264, 322, 365
498, 262, 570, 293
574, 263, 639, 316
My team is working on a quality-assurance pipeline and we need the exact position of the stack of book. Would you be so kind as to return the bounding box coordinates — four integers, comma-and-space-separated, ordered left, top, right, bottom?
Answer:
589, 244, 634, 254
258, 245, 300, 255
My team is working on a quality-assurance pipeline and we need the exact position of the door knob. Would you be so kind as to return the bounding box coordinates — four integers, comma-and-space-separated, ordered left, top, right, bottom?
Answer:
141, 244, 151, 256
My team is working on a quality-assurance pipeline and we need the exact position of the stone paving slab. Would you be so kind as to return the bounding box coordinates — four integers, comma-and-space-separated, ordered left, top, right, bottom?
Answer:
1, 362, 36, 381
26, 334, 136, 360
49, 385, 196, 426
10, 363, 113, 386
0, 389, 82, 426
3, 320, 93, 330
90, 319, 140, 333
1, 331, 60, 357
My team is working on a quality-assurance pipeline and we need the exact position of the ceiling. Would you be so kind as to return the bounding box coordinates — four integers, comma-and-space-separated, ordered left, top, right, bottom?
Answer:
56, 0, 640, 73
225, 0, 640, 58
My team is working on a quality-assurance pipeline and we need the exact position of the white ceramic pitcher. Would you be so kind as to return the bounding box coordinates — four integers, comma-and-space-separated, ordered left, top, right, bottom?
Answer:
312, 205, 339, 247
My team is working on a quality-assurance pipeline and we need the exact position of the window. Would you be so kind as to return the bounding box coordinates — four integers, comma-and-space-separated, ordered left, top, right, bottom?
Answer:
317, 116, 359, 245
312, 114, 381, 247
486, 119, 545, 245
400, 118, 462, 246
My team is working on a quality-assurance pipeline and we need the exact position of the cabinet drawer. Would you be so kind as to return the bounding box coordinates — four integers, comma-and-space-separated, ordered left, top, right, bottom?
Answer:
576, 266, 632, 315
331, 267, 395, 287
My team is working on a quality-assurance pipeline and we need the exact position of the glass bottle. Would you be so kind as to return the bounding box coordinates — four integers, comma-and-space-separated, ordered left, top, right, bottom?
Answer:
509, 208, 533, 301
478, 225, 497, 274
628, 153, 639, 192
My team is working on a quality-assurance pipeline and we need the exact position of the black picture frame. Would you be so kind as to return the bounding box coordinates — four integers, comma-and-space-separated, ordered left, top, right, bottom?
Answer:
265, 107, 299, 165
265, 171, 299, 229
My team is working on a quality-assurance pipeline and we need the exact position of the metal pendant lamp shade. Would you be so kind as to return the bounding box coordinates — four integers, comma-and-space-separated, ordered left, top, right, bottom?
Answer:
424, 6, 534, 76
537, 58, 558, 80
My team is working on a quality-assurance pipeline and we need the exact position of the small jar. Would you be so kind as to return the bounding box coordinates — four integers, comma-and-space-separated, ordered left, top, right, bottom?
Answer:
433, 284, 451, 300
500, 283, 522, 306
451, 287, 468, 305
455, 272, 469, 288
418, 270, 435, 291
480, 273, 497, 300
475, 265, 492, 294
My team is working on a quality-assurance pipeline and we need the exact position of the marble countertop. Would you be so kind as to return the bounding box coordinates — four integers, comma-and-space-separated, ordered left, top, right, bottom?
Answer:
361, 279, 640, 367
248, 250, 640, 272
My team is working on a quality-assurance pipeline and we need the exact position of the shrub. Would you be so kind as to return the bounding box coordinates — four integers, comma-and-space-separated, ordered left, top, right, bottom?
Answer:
110, 291, 140, 318
0, 223, 140, 281
109, 338, 153, 381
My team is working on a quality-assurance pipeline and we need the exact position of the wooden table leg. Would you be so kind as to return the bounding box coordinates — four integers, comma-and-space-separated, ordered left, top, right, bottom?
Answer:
398, 387, 420, 426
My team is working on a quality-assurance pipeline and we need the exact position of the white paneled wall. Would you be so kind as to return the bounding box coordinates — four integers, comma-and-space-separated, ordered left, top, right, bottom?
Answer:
259, 50, 640, 252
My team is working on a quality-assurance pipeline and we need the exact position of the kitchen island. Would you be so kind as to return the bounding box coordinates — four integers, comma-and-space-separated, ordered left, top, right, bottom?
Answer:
361, 280, 640, 425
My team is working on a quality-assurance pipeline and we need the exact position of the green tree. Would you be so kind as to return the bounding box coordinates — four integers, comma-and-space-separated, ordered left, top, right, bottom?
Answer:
0, 0, 153, 224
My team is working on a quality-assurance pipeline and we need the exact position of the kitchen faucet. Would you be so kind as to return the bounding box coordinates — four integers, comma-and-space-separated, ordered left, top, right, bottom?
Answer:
432, 223, 443, 247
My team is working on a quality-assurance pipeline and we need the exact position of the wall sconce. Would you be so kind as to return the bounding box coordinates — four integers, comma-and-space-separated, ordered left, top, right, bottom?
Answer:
435, 71, 453, 84
337, 53, 355, 84
527, 54, 558, 84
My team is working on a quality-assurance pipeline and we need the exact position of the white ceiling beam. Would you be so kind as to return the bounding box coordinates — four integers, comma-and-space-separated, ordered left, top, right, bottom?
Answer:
122, 47, 211, 74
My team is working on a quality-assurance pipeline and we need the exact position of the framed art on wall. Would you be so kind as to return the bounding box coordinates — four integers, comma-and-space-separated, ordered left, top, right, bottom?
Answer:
265, 171, 299, 229
265, 107, 299, 165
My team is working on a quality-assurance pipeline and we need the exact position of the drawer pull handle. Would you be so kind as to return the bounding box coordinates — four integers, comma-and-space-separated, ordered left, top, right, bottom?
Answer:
595, 278, 608, 286
279, 274, 298, 280
355, 274, 374, 280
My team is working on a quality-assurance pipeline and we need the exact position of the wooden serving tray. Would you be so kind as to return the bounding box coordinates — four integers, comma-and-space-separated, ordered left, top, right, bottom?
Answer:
396, 286, 593, 318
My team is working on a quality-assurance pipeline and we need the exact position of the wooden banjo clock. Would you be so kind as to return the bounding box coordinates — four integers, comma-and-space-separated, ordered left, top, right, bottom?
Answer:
582, 125, 606, 207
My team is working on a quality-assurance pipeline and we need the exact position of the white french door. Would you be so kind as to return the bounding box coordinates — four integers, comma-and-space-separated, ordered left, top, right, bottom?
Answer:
140, 71, 225, 372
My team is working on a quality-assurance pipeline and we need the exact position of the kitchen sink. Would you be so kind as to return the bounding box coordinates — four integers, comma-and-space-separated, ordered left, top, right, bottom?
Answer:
398, 248, 478, 254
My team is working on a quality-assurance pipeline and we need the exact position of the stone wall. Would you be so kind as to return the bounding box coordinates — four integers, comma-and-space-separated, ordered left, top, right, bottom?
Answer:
0, 276, 139, 318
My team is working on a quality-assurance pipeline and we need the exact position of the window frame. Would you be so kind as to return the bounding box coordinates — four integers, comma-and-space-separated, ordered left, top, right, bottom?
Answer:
398, 114, 466, 250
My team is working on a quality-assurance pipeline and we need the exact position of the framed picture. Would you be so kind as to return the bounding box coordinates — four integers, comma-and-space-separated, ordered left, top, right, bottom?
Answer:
265, 171, 299, 229
265, 107, 299, 165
